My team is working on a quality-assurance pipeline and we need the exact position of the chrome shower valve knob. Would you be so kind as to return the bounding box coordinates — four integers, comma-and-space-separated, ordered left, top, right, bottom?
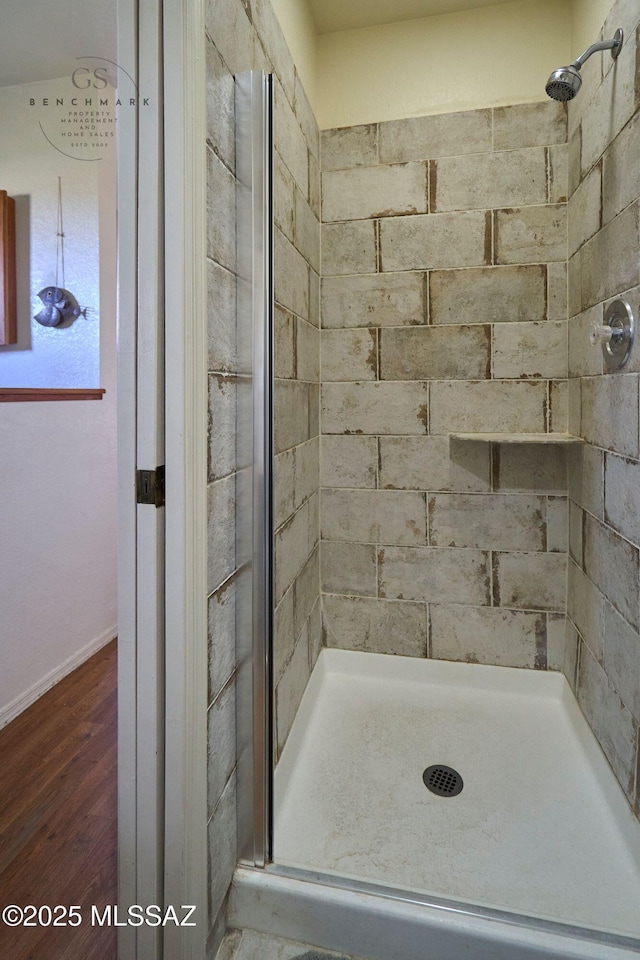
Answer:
590, 298, 635, 371
589, 323, 624, 346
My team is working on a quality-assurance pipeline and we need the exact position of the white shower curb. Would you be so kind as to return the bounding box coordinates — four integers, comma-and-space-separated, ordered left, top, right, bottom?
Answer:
229, 866, 640, 960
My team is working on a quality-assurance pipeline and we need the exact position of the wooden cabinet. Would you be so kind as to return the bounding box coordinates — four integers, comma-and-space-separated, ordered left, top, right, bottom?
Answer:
0, 190, 17, 346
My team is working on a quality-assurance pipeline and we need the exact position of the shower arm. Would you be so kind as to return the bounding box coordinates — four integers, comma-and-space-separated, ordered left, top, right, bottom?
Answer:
572, 32, 623, 69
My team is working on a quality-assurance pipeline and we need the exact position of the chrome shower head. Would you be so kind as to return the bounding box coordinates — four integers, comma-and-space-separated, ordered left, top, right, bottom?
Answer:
546, 64, 582, 102
545, 28, 623, 102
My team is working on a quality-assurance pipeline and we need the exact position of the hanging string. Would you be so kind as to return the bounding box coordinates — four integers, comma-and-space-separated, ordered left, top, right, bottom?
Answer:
56, 176, 65, 289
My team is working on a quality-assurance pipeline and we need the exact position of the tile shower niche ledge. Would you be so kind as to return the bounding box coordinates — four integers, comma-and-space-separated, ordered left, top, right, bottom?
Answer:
450, 432, 584, 444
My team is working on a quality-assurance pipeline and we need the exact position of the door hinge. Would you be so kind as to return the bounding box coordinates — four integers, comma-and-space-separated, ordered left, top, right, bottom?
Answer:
136, 466, 165, 507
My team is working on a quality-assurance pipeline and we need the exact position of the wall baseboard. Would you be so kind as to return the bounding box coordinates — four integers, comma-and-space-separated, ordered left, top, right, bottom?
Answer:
0, 625, 117, 730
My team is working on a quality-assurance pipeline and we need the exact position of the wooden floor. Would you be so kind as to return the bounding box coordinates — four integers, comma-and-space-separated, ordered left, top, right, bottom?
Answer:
0, 641, 117, 960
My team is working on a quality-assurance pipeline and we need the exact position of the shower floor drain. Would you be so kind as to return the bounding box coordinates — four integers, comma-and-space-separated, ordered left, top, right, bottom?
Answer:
423, 764, 463, 797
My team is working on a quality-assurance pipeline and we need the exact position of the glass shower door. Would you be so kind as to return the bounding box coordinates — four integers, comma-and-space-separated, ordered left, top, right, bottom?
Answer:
234, 70, 274, 870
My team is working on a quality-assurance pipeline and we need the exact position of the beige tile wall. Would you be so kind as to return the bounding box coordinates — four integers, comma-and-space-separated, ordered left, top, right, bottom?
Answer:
206, 0, 320, 949
566, 1, 640, 821
320, 101, 569, 673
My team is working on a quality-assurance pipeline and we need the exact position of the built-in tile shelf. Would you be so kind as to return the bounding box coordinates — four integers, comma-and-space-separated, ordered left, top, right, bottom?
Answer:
450, 433, 584, 444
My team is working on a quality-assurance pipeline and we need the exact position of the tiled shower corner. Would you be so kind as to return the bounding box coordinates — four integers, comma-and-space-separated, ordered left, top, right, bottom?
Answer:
206, 0, 640, 952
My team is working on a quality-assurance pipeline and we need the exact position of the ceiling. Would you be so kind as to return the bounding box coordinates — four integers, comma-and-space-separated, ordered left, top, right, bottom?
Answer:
0, 0, 115, 87
307, 0, 523, 35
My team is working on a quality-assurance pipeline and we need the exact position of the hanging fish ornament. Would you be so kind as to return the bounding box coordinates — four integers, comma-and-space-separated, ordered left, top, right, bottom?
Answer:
34, 179, 88, 328
34, 286, 87, 327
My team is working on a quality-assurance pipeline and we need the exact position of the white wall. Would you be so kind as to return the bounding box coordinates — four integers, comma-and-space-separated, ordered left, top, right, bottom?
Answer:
571, 0, 613, 54
316, 0, 573, 128
0, 79, 103, 388
0, 81, 117, 722
271, 0, 618, 130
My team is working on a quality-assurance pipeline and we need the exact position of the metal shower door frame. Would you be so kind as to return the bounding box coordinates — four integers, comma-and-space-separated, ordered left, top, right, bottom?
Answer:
235, 70, 275, 869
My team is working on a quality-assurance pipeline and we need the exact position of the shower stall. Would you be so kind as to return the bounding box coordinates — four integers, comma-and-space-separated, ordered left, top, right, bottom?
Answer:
208, 6, 640, 952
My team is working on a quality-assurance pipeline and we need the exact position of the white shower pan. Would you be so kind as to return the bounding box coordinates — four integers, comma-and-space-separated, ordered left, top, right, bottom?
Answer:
230, 649, 640, 960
